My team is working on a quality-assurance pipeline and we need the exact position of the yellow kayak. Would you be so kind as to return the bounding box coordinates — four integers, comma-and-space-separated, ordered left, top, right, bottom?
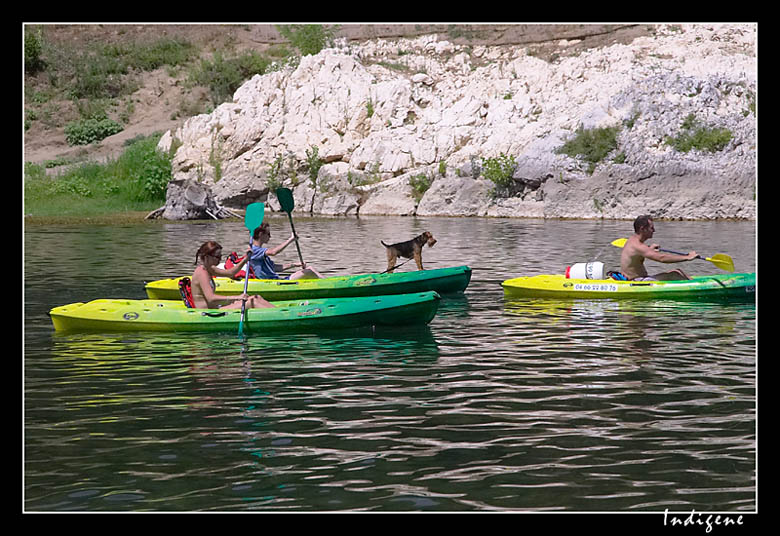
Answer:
49, 292, 441, 333
502, 273, 755, 302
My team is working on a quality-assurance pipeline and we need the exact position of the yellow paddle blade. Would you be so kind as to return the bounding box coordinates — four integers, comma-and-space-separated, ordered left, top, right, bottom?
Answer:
611, 238, 628, 248
707, 254, 735, 273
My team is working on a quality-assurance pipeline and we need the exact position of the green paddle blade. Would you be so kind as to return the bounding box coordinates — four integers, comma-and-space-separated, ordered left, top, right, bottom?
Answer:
244, 202, 265, 233
276, 187, 295, 214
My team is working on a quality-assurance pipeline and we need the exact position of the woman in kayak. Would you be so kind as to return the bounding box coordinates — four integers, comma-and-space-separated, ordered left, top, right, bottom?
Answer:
192, 241, 275, 309
248, 222, 324, 280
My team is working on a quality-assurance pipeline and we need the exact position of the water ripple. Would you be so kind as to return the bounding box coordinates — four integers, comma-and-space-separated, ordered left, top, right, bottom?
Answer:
25, 218, 755, 511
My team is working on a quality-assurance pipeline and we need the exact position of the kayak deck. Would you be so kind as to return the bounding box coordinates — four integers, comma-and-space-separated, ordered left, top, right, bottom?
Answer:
502, 273, 755, 302
144, 265, 471, 301
50, 292, 441, 333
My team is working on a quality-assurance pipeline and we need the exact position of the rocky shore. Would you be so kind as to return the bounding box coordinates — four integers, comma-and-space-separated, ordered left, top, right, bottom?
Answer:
156, 24, 756, 221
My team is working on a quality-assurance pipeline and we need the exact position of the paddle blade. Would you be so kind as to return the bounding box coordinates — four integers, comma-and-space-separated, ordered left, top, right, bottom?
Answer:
611, 238, 628, 248
276, 187, 295, 214
707, 254, 735, 273
244, 203, 265, 233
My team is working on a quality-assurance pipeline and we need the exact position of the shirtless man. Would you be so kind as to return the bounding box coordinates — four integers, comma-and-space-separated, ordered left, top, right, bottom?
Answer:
620, 215, 697, 281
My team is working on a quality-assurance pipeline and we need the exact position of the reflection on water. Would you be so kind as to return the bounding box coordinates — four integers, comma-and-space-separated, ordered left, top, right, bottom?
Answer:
24, 217, 756, 511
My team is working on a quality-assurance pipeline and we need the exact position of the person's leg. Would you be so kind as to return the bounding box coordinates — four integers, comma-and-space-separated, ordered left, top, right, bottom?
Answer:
652, 269, 689, 281
247, 295, 275, 308
219, 295, 274, 309
289, 267, 323, 280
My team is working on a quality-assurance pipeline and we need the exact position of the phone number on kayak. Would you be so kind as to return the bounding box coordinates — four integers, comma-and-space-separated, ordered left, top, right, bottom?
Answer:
573, 283, 618, 292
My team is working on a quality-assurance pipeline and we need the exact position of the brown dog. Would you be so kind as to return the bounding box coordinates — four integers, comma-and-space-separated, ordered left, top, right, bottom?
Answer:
381, 231, 437, 273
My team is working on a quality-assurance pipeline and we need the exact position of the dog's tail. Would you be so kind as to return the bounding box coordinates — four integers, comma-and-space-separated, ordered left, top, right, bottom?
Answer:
381, 240, 390, 248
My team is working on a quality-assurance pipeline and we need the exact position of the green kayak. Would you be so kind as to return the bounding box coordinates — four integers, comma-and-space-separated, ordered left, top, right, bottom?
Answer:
502, 272, 755, 302
145, 265, 471, 301
50, 292, 441, 333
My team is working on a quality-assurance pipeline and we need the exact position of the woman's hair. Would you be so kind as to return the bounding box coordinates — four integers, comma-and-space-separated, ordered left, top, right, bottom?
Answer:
253, 222, 270, 241
195, 241, 222, 265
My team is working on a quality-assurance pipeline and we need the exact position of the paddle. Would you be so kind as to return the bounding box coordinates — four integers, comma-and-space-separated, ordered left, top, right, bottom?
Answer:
239, 202, 265, 337
275, 187, 305, 268
610, 238, 735, 272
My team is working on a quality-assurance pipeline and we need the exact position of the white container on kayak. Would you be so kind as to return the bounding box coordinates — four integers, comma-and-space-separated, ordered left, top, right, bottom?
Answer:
565, 261, 605, 280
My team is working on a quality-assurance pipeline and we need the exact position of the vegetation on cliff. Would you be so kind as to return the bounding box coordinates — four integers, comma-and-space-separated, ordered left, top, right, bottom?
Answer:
24, 133, 172, 218
23, 24, 337, 219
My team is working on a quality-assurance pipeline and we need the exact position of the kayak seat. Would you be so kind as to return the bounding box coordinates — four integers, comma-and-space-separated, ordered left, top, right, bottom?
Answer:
179, 277, 196, 308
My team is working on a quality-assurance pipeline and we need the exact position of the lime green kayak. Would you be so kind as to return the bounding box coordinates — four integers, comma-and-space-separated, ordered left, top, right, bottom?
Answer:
145, 265, 471, 301
50, 292, 441, 333
502, 272, 755, 302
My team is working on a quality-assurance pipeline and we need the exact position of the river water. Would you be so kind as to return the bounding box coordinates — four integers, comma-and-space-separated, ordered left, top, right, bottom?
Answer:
24, 216, 756, 512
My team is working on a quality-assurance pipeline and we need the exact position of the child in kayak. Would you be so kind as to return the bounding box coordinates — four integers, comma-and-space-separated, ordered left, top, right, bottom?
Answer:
620, 215, 697, 281
248, 222, 324, 280
192, 241, 275, 309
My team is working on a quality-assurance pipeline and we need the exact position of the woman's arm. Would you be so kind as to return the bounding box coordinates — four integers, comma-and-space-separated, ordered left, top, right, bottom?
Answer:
210, 249, 252, 279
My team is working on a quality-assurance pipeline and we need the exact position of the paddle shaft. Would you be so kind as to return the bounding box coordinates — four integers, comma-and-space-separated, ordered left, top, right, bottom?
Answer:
658, 247, 702, 261
238, 236, 252, 337
657, 248, 733, 271
239, 203, 265, 336
275, 188, 306, 268
286, 213, 305, 267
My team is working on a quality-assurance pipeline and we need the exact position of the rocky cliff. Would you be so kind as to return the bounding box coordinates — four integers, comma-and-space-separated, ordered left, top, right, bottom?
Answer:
158, 23, 756, 220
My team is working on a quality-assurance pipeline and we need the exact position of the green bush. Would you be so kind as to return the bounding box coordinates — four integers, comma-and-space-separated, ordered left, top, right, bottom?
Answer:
64, 115, 124, 145
120, 135, 173, 200
409, 173, 433, 202
557, 125, 620, 174
267, 154, 285, 191
481, 153, 517, 189
70, 51, 133, 100
24, 26, 44, 73
27, 36, 196, 103
305, 145, 323, 185
24, 133, 171, 218
276, 24, 338, 56
665, 114, 732, 153
116, 38, 196, 71
189, 50, 271, 105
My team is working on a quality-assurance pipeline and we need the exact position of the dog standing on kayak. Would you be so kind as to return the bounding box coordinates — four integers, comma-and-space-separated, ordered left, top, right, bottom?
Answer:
381, 231, 437, 273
